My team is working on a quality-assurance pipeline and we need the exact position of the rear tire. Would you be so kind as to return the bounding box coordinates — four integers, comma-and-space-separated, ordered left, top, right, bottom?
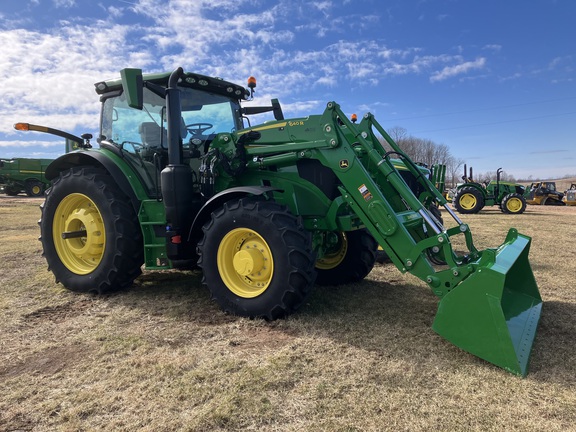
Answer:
39, 166, 143, 294
315, 229, 377, 286
500, 193, 527, 214
197, 198, 316, 320
454, 186, 485, 214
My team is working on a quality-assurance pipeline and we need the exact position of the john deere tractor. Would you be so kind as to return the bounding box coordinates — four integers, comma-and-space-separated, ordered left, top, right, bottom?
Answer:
15, 67, 542, 376
453, 165, 528, 214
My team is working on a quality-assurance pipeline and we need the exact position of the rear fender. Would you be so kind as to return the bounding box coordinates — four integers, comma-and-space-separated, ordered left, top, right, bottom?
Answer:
45, 150, 145, 213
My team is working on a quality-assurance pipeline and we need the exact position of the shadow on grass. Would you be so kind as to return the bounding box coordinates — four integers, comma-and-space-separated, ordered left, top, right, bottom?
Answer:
299, 279, 576, 383
92, 265, 575, 383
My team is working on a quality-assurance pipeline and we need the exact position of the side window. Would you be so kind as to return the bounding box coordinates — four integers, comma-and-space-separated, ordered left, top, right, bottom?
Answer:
101, 89, 165, 148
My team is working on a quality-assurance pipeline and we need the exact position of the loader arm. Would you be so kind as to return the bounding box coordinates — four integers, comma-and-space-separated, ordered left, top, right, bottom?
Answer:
312, 103, 478, 295
309, 102, 541, 376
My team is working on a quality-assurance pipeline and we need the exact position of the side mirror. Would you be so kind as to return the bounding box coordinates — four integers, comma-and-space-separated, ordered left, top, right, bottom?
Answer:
120, 68, 144, 110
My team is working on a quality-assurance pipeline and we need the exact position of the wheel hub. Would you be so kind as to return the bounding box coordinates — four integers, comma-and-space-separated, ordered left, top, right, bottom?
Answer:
460, 194, 476, 210
63, 207, 104, 260
507, 198, 522, 212
53, 193, 106, 275
233, 248, 265, 276
218, 228, 273, 298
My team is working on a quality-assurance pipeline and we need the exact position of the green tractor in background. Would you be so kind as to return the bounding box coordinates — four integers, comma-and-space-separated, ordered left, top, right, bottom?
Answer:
14, 67, 542, 376
453, 165, 528, 214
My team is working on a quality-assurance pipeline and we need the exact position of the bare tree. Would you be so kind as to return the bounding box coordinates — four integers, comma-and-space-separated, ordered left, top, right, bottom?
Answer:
446, 156, 465, 188
387, 126, 408, 142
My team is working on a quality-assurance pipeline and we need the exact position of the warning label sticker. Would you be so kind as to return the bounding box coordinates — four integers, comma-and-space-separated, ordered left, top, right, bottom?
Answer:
358, 184, 373, 201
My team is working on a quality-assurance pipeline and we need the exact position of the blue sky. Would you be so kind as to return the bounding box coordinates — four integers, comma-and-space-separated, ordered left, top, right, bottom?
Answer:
0, 0, 574, 179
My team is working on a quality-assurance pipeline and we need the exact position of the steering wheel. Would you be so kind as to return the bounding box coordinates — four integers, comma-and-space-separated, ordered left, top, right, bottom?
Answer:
185, 123, 214, 136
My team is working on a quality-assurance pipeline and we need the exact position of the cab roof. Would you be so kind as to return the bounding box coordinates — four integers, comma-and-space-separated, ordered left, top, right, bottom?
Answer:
94, 71, 250, 101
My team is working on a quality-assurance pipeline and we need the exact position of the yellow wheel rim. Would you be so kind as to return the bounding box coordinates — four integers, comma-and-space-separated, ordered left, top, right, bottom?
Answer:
459, 193, 477, 210
32, 185, 42, 195
217, 228, 273, 298
506, 197, 523, 213
53, 193, 106, 275
316, 232, 348, 270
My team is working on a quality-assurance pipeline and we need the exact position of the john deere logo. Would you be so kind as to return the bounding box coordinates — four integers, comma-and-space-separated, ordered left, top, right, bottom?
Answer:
339, 159, 349, 169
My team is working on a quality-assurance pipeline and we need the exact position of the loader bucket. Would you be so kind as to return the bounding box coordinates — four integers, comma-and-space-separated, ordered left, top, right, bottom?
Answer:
432, 229, 542, 376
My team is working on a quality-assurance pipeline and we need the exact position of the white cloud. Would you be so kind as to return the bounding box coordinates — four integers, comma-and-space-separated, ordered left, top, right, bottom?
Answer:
54, 0, 76, 7
0, 139, 67, 149
0, 22, 153, 139
483, 44, 502, 52
0, 0, 504, 152
430, 57, 487, 82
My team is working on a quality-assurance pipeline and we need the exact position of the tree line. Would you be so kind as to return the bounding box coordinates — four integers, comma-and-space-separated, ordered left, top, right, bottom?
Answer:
379, 127, 574, 188
382, 126, 464, 188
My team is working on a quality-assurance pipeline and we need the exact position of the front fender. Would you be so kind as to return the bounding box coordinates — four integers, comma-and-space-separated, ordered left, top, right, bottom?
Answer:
188, 186, 280, 243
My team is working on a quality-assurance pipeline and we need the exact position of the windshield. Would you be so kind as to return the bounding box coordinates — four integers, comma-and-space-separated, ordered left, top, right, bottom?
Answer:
101, 87, 241, 147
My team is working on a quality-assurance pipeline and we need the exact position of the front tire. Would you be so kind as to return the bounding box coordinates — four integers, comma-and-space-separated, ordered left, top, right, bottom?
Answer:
315, 229, 377, 286
500, 193, 527, 214
39, 167, 144, 293
197, 198, 316, 320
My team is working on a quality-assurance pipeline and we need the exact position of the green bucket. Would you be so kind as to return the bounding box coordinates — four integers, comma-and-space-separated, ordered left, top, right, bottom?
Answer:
432, 229, 542, 376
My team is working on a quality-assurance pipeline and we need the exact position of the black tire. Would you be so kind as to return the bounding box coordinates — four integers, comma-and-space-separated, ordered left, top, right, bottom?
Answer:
4, 186, 20, 196
315, 229, 377, 286
375, 246, 390, 264
500, 193, 527, 214
26, 180, 45, 197
39, 166, 144, 294
197, 198, 316, 320
428, 202, 444, 225
454, 186, 485, 214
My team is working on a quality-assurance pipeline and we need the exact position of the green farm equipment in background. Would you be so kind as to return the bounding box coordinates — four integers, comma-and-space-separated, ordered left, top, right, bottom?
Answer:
1, 123, 85, 197
0, 157, 52, 196
15, 67, 542, 376
453, 165, 528, 214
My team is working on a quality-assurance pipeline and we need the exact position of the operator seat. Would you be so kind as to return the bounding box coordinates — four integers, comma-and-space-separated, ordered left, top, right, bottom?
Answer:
139, 122, 168, 164
139, 122, 165, 149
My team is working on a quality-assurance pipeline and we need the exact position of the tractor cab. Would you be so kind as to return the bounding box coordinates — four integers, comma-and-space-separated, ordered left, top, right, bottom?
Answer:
95, 73, 249, 197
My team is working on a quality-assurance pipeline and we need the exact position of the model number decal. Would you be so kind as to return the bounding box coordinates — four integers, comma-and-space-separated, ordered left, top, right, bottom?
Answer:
288, 120, 304, 127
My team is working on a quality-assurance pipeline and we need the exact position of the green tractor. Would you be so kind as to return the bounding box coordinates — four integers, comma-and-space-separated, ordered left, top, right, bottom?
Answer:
15, 67, 542, 376
453, 165, 528, 214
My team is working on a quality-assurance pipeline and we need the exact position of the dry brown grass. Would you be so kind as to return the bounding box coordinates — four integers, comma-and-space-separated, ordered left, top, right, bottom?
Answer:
1, 195, 575, 431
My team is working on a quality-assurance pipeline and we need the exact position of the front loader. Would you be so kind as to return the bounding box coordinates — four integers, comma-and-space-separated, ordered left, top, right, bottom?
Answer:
16, 67, 542, 376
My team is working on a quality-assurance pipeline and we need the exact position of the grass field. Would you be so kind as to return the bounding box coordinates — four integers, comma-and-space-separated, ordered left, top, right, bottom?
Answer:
1, 195, 575, 431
